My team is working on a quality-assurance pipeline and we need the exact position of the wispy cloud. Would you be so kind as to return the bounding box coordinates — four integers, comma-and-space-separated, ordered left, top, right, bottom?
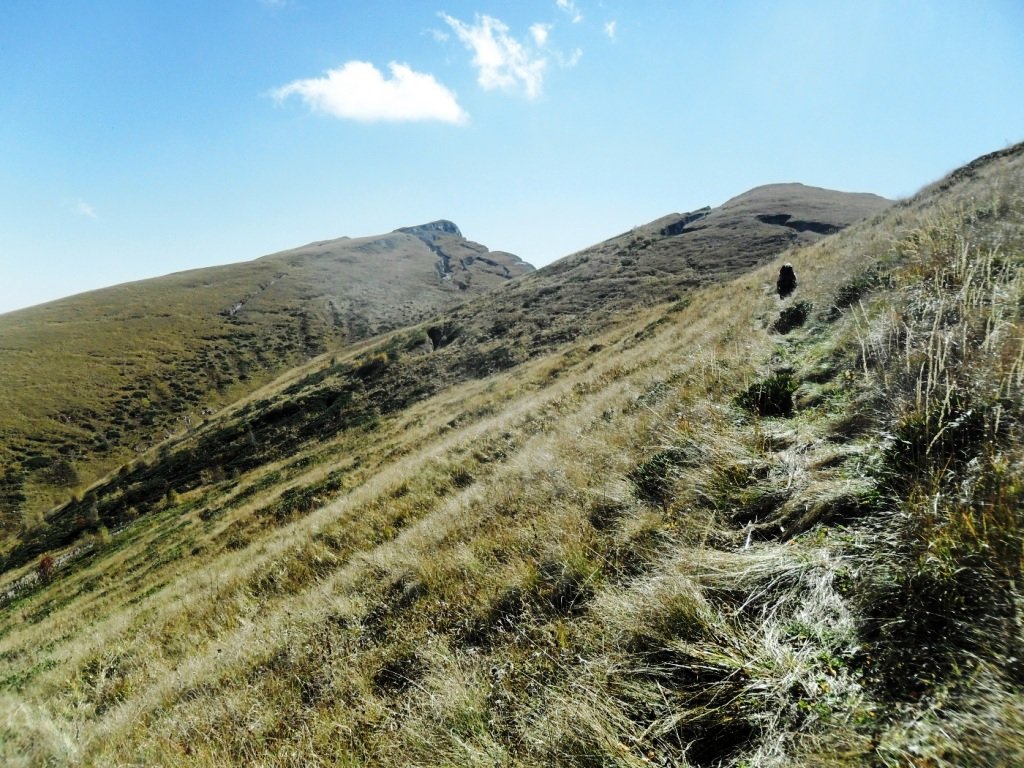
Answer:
441, 13, 547, 99
556, 0, 583, 24
272, 61, 468, 124
530, 22, 552, 47
74, 200, 98, 219
560, 47, 583, 68
604, 20, 617, 41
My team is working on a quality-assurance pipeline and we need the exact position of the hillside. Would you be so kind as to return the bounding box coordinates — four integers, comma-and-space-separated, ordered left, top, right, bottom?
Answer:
0, 222, 532, 532
3, 143, 1023, 767
501, 182, 888, 315
0, 187, 888, 567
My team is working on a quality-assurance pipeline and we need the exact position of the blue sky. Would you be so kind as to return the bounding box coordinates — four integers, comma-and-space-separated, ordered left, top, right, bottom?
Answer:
1, 1, 1022, 314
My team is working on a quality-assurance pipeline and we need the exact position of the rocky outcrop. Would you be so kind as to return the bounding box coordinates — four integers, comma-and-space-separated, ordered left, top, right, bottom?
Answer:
395, 220, 463, 242
660, 207, 712, 236
395, 221, 534, 285
757, 213, 841, 235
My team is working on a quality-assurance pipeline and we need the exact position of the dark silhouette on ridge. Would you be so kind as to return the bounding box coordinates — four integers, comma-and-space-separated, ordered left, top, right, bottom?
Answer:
777, 263, 797, 298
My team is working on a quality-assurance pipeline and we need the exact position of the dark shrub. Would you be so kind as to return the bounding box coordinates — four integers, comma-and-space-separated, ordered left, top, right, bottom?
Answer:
628, 448, 693, 506
884, 398, 992, 487
828, 269, 888, 319
450, 467, 475, 488
772, 301, 812, 333
353, 353, 389, 380
736, 374, 798, 417
372, 650, 424, 694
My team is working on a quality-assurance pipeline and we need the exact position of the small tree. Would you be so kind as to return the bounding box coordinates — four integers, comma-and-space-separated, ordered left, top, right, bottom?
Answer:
37, 554, 56, 582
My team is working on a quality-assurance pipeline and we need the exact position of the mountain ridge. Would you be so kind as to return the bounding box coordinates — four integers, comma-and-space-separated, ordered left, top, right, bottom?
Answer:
0, 183, 890, 567
0, 221, 532, 528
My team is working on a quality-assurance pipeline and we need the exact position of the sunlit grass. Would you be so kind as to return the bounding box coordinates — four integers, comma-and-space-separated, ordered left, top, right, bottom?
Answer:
1, 144, 1022, 766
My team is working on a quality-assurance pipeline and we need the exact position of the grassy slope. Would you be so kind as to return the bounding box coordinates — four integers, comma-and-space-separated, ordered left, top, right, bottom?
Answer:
0, 224, 531, 535
0, 188, 888, 576
2, 148, 1022, 766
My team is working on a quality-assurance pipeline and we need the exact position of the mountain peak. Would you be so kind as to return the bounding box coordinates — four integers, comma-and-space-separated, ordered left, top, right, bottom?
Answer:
720, 183, 890, 209
395, 220, 463, 240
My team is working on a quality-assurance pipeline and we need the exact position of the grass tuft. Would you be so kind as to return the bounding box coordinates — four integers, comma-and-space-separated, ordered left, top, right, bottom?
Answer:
737, 373, 799, 417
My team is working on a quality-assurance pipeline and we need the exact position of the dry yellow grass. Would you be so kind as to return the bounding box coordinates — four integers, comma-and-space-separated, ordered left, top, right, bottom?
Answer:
1, 143, 1022, 766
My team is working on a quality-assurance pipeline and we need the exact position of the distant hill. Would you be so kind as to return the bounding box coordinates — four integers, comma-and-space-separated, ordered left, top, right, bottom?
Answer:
533, 182, 890, 308
0, 222, 531, 529
421, 183, 891, 373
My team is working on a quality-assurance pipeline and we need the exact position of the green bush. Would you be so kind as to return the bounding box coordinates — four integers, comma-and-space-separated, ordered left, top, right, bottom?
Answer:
828, 269, 887, 319
736, 373, 798, 417
884, 397, 993, 487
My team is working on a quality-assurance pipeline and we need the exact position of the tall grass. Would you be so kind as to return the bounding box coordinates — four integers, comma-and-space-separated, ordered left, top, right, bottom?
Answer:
0, 144, 1021, 767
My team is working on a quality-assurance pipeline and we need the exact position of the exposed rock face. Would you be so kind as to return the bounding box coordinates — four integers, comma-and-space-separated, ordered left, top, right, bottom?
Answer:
395, 221, 534, 288
395, 220, 463, 241
660, 207, 712, 236
757, 213, 840, 235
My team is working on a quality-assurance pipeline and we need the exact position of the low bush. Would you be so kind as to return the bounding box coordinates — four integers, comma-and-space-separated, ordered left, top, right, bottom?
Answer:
772, 300, 812, 333
37, 554, 55, 582
736, 373, 798, 417
628, 448, 693, 506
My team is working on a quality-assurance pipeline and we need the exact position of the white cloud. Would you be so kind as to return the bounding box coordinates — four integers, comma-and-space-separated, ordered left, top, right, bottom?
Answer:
530, 22, 551, 47
272, 61, 467, 124
556, 0, 583, 23
74, 200, 98, 219
441, 13, 547, 99
604, 20, 617, 40
561, 47, 583, 67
